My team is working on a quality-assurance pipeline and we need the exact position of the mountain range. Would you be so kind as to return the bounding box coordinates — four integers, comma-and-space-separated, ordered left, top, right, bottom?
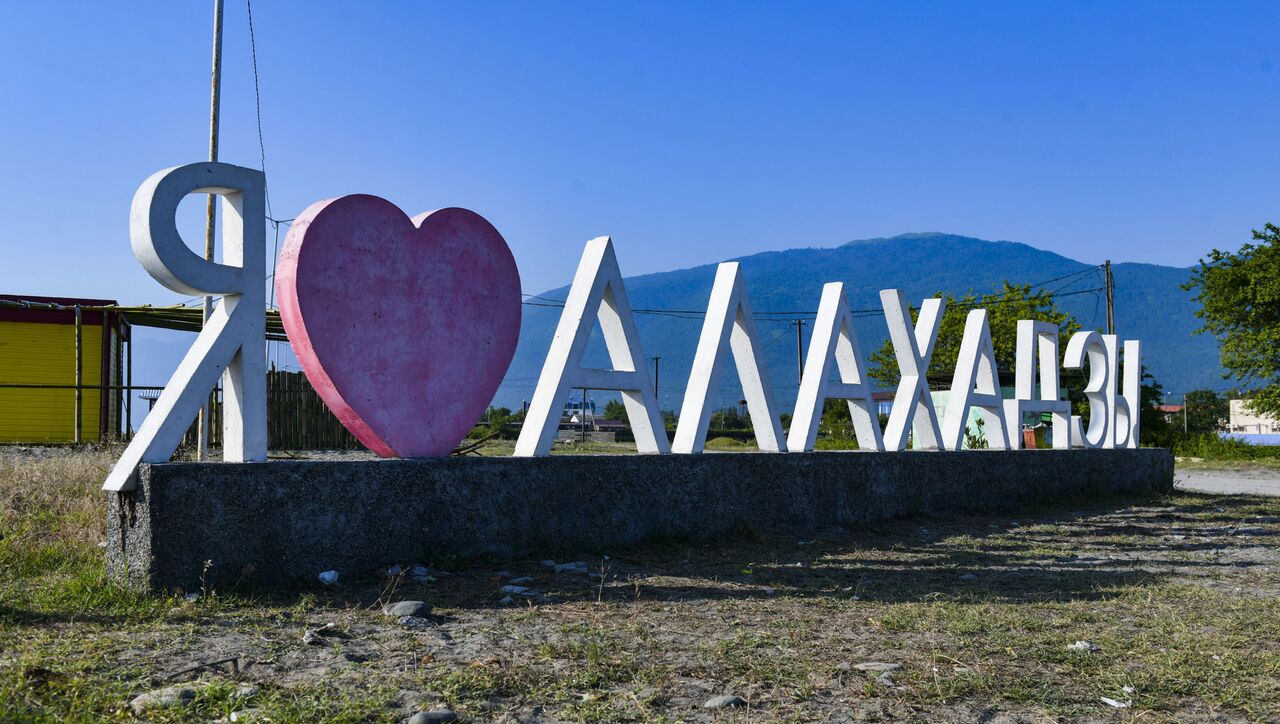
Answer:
496, 232, 1226, 412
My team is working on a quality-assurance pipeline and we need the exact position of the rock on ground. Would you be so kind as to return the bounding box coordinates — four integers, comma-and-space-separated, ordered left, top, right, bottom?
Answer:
853, 662, 901, 672
384, 600, 433, 617
406, 709, 458, 723
129, 686, 196, 714
704, 694, 746, 708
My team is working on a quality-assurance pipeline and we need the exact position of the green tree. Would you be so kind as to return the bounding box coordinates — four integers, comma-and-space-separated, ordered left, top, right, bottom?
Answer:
1183, 389, 1227, 434
1184, 223, 1280, 418
1137, 368, 1173, 447
710, 406, 752, 430
661, 409, 678, 432
868, 282, 1082, 387
602, 399, 628, 422
470, 406, 516, 439
820, 398, 855, 439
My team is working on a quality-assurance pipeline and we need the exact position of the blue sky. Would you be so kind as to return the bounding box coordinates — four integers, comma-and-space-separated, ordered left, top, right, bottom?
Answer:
2, 1, 1277, 306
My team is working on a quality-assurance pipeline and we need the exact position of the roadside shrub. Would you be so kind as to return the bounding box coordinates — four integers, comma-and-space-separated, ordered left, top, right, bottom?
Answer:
1170, 432, 1280, 460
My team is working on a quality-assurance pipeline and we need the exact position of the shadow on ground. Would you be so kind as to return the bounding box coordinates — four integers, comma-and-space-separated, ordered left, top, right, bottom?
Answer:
223, 490, 1280, 613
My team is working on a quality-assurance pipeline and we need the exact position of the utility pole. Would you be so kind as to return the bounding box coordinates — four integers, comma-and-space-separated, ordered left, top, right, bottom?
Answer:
792, 319, 806, 384
1104, 260, 1114, 336
650, 356, 660, 402
197, 0, 225, 461
1184, 395, 1189, 434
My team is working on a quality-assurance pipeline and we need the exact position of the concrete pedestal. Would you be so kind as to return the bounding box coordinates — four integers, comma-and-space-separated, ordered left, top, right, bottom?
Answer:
107, 448, 1173, 592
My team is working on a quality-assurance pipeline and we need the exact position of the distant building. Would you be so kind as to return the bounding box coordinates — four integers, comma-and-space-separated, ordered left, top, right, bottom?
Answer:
0, 295, 130, 443
872, 391, 894, 417
1227, 399, 1280, 435
1156, 404, 1183, 425
593, 418, 628, 433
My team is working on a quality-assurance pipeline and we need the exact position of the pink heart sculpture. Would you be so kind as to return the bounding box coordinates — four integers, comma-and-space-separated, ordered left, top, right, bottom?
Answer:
276, 196, 521, 457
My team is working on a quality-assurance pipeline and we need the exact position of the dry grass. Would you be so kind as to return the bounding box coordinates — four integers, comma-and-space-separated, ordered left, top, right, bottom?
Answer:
0, 445, 116, 550
2, 448, 1280, 722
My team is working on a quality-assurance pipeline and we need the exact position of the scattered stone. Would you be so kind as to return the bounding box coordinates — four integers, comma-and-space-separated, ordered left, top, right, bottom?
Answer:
185, 592, 201, 602
494, 570, 513, 578
500, 585, 532, 595
703, 694, 746, 709
407, 709, 459, 723
398, 615, 433, 631
318, 570, 339, 586
228, 709, 263, 723
130, 686, 196, 714
876, 672, 896, 687
1100, 696, 1130, 708
555, 561, 589, 574
1068, 640, 1100, 652
384, 600, 433, 618
498, 596, 514, 604
232, 684, 259, 700
385, 564, 404, 577
835, 662, 852, 673
540, 559, 557, 568
302, 622, 337, 645
410, 565, 431, 577
508, 576, 534, 585
958, 573, 977, 581
852, 662, 901, 672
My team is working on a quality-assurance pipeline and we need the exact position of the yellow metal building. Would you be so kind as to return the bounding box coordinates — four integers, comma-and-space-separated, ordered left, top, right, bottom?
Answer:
0, 295, 129, 443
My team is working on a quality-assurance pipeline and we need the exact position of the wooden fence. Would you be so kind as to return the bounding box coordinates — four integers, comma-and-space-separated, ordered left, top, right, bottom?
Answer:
181, 370, 364, 451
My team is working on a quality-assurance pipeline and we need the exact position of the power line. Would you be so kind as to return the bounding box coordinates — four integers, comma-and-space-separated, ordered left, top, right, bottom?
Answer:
247, 0, 271, 219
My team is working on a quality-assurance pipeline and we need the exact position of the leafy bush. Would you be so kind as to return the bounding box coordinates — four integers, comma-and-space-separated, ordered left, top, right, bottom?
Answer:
1171, 433, 1280, 460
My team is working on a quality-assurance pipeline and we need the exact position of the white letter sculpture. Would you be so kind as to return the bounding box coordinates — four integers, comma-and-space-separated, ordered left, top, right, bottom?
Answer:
880, 290, 945, 450
940, 309, 1011, 450
1105, 335, 1142, 448
1002, 320, 1071, 449
514, 237, 668, 456
1117, 339, 1141, 448
673, 262, 786, 453
104, 162, 267, 491
787, 282, 884, 452
1063, 331, 1109, 449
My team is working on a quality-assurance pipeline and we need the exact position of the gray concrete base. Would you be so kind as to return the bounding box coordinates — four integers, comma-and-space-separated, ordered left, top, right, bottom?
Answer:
107, 448, 1173, 592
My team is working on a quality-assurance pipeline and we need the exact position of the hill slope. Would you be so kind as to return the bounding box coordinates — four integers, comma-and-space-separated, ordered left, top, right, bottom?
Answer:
497, 233, 1223, 411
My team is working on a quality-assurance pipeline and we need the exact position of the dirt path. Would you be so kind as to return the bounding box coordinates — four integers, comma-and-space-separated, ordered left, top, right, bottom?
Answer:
1176, 465, 1280, 496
